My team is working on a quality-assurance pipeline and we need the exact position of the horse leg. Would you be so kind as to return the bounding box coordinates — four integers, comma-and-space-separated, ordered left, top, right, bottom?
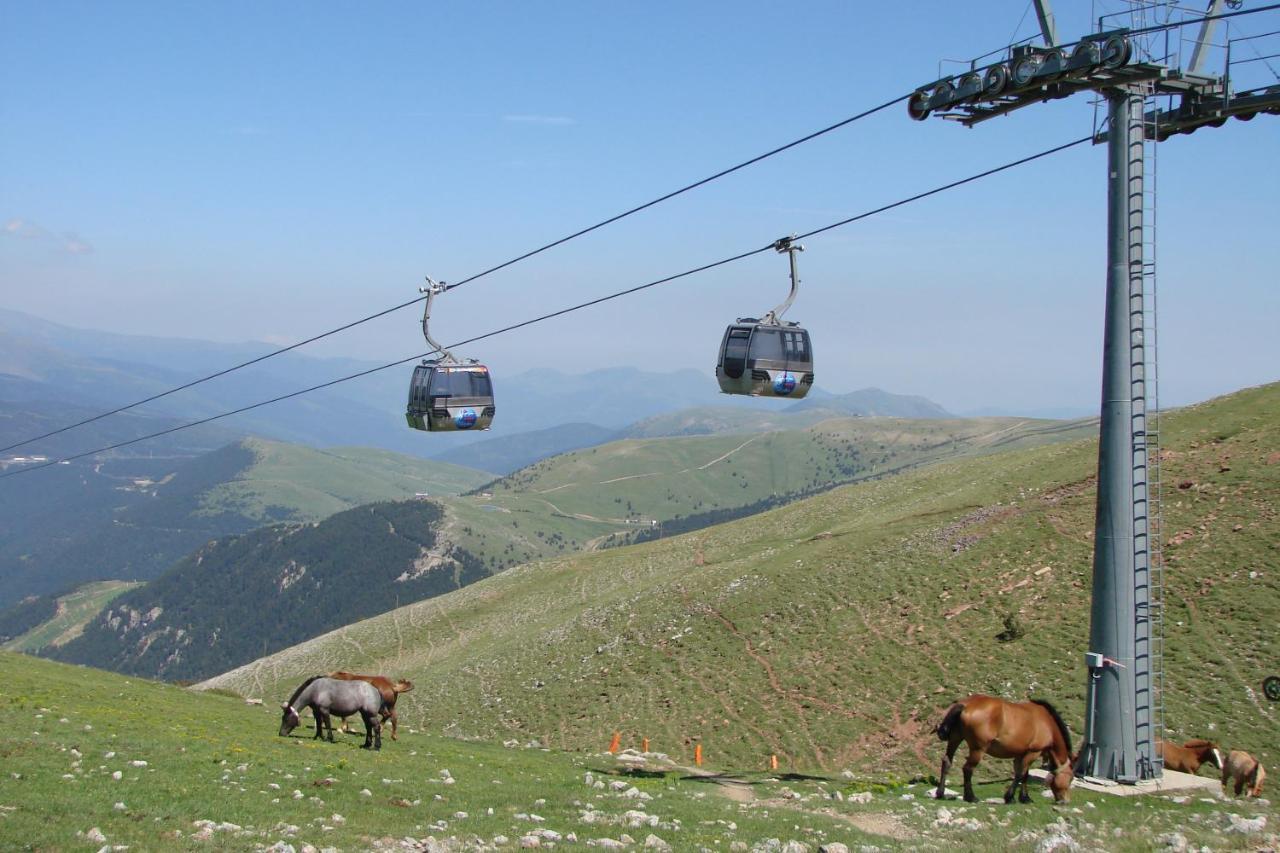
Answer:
360, 710, 374, 749
1017, 753, 1037, 803
323, 710, 335, 743
387, 708, 397, 741
936, 734, 962, 800
1003, 754, 1025, 803
312, 707, 324, 739
962, 748, 984, 803
373, 714, 382, 751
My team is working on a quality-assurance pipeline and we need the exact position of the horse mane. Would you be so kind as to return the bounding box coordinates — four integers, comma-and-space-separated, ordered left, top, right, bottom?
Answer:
1030, 699, 1073, 757
287, 675, 325, 708
1183, 738, 1216, 748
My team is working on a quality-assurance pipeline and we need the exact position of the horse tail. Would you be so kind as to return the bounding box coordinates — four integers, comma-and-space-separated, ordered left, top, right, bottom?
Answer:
1031, 699, 1073, 757
286, 675, 325, 708
936, 702, 965, 741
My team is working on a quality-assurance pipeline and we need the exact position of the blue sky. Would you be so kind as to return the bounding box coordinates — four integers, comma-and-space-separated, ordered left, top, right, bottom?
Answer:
3, 1, 1277, 414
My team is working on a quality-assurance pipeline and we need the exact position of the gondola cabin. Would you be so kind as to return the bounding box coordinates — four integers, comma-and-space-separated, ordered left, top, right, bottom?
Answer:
406, 362, 495, 431
715, 320, 813, 399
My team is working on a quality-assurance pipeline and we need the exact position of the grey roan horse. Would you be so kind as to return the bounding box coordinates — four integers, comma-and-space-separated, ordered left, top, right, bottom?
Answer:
279, 676, 384, 749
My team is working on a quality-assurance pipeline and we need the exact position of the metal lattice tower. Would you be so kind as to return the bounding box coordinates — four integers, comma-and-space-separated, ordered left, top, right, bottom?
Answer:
909, 0, 1280, 783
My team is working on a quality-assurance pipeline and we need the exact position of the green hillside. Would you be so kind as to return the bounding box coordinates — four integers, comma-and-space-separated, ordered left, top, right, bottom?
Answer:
49, 501, 492, 682
1, 581, 141, 652
0, 436, 489, 610
200, 437, 491, 521
44, 415, 1095, 683
203, 384, 1279, 779
469, 415, 1095, 549
2, 652, 1275, 852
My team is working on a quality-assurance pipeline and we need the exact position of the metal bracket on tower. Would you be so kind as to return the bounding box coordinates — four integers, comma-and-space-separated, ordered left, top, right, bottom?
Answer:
762, 236, 804, 327
419, 276, 457, 365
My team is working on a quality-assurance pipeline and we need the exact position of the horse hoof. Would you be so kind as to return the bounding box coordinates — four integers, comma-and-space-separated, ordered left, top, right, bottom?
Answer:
1019, 794, 1033, 804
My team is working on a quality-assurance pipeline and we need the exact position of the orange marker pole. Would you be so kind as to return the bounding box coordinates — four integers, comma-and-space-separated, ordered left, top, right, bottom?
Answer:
770, 754, 778, 771
642, 738, 649, 753
609, 731, 621, 753
694, 743, 703, 766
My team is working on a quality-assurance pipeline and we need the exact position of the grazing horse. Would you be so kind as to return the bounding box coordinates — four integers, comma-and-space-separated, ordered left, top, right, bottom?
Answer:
328, 671, 413, 741
935, 694, 1074, 804
1221, 749, 1266, 797
278, 676, 384, 750
1158, 738, 1222, 775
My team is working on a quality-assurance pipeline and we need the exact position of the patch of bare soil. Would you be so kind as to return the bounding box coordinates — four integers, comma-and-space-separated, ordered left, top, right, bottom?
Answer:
814, 807, 913, 840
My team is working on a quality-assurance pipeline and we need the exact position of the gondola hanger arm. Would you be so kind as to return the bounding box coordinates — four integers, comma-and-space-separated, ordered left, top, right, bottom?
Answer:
762, 235, 803, 326
420, 276, 458, 364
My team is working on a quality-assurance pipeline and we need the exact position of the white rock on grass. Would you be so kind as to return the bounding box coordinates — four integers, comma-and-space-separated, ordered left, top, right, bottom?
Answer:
625, 810, 658, 828
111, 771, 122, 781
818, 845, 849, 853
1035, 834, 1079, 852
84, 828, 107, 843
130, 760, 147, 768
1156, 832, 1188, 852
113, 803, 126, 811
359, 789, 372, 798
643, 834, 671, 850
846, 791, 872, 804
1227, 814, 1266, 834
520, 836, 541, 848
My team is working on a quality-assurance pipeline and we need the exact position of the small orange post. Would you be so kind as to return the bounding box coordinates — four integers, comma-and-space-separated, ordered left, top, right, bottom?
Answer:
694, 743, 703, 766
642, 738, 650, 753
770, 754, 778, 771
608, 731, 621, 753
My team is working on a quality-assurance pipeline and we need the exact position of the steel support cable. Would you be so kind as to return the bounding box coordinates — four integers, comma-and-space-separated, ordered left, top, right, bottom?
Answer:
0, 94, 910, 456
0, 135, 1093, 481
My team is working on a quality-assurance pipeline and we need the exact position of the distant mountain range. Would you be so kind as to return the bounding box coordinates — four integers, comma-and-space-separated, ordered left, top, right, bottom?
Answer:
0, 308, 956, 474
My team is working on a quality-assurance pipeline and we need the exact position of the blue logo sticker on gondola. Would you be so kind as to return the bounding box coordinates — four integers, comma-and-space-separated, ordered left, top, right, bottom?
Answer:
773, 371, 797, 395
454, 408, 478, 429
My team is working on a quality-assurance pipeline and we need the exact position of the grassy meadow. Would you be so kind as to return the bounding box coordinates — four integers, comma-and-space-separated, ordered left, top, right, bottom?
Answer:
0, 651, 1274, 851
203, 384, 1278, 781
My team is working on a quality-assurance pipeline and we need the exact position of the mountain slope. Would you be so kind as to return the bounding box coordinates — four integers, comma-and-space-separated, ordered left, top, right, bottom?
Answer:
432, 423, 621, 475
47, 414, 1095, 681
201, 383, 1279, 776
785, 387, 952, 418
49, 501, 490, 681
0, 435, 489, 608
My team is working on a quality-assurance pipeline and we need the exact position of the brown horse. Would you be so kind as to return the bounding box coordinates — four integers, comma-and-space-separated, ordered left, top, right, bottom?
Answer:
935, 694, 1074, 804
328, 671, 413, 740
1158, 738, 1222, 775
1221, 749, 1266, 797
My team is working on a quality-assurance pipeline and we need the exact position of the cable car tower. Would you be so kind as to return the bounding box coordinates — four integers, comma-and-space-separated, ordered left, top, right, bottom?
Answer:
910, 1, 1280, 783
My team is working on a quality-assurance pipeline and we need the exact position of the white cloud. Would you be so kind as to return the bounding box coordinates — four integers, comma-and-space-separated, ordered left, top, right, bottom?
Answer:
2, 218, 93, 255
501, 114, 576, 126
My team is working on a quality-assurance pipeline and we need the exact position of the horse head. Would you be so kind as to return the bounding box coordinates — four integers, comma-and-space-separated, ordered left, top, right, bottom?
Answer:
279, 703, 301, 737
1048, 763, 1074, 803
